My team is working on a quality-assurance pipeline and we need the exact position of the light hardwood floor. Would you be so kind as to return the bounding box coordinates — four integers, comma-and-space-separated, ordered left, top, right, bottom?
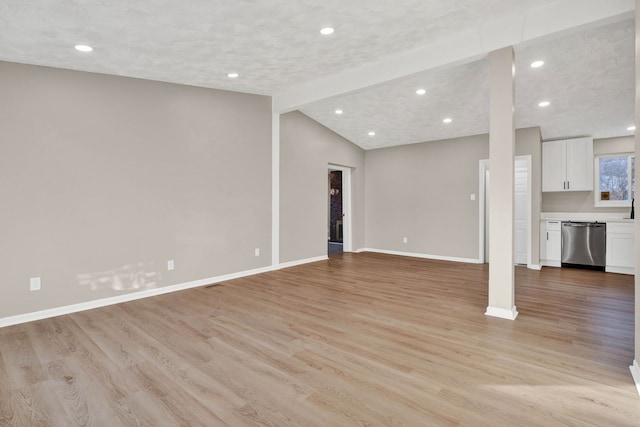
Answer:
1, 252, 639, 426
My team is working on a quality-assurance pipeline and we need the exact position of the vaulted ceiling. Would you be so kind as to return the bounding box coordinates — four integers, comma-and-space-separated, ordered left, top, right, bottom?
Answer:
0, 0, 634, 149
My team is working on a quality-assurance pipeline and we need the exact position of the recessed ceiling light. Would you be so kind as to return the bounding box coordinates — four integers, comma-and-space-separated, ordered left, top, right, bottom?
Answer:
628, 125, 636, 131
74, 44, 93, 52
530, 60, 544, 68
416, 89, 426, 96
538, 101, 550, 107
368, 131, 376, 136
335, 109, 343, 115
443, 118, 452, 124
320, 27, 335, 35
227, 72, 239, 78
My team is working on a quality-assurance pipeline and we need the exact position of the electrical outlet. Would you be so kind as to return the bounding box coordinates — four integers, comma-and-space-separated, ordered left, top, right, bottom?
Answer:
255, 248, 260, 257
30, 277, 41, 291
403, 237, 408, 244
167, 260, 175, 271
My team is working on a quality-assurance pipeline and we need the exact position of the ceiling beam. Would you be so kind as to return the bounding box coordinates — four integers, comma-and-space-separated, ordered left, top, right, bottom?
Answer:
273, 0, 634, 113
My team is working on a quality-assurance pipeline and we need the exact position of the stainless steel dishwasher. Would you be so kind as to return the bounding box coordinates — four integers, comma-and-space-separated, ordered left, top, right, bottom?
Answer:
561, 222, 606, 270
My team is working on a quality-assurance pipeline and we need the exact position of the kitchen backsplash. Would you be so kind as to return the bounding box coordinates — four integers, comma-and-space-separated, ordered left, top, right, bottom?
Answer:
542, 191, 629, 214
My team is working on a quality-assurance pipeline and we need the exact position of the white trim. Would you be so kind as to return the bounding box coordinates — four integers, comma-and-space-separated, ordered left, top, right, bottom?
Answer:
630, 360, 640, 396
593, 153, 634, 208
485, 305, 519, 320
527, 264, 542, 271
272, 112, 280, 266
328, 164, 353, 253
278, 256, 328, 269
0, 254, 335, 328
360, 248, 482, 264
541, 260, 561, 267
605, 266, 635, 275
0, 265, 274, 328
353, 248, 368, 253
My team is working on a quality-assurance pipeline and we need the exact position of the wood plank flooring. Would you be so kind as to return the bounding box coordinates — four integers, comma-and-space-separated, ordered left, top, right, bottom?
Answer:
1, 252, 639, 426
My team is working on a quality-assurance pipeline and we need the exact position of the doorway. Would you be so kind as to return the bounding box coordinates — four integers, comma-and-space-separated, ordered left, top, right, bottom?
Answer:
480, 156, 531, 266
328, 170, 343, 254
328, 165, 352, 255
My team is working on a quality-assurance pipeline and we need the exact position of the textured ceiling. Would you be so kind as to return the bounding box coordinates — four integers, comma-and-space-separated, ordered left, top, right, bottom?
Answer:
1, 0, 555, 95
515, 18, 635, 143
0, 1, 634, 149
301, 18, 635, 149
301, 60, 491, 150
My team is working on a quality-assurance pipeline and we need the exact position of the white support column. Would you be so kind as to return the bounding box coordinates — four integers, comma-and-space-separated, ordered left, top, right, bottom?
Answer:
272, 112, 280, 268
630, 0, 640, 396
486, 46, 518, 321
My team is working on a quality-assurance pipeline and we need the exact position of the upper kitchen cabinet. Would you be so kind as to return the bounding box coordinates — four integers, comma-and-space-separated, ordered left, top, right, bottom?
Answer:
542, 137, 593, 192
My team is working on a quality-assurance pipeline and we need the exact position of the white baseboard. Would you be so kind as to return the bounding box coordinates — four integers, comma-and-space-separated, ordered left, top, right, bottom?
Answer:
485, 305, 519, 320
630, 360, 640, 396
359, 248, 482, 264
0, 250, 524, 328
0, 255, 338, 329
277, 256, 328, 269
527, 264, 542, 271
0, 265, 274, 328
606, 266, 635, 275
541, 260, 561, 267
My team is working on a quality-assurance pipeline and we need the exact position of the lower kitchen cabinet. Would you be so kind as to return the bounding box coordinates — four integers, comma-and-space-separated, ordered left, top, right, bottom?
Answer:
540, 218, 634, 274
540, 220, 561, 267
606, 222, 635, 275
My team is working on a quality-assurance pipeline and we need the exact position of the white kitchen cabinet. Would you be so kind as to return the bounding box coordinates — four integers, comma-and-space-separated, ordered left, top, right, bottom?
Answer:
540, 220, 561, 267
542, 141, 565, 192
542, 137, 593, 192
606, 222, 635, 275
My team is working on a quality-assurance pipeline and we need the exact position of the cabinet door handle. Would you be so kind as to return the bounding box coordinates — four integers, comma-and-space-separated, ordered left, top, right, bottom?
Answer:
547, 232, 549, 240
567, 181, 570, 189
563, 181, 566, 189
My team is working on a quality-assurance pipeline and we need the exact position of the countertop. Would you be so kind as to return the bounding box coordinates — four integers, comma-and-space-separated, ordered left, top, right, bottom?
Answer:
540, 212, 634, 223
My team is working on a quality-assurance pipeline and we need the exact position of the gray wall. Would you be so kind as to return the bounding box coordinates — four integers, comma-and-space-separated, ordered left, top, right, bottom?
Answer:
365, 128, 541, 262
0, 61, 272, 318
279, 111, 365, 263
542, 136, 634, 213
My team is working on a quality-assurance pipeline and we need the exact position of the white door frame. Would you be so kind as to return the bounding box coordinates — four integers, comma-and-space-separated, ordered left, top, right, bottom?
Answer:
479, 155, 532, 267
328, 164, 352, 252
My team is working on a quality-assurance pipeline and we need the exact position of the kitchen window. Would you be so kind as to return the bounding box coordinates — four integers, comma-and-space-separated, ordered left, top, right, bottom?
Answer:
594, 153, 635, 207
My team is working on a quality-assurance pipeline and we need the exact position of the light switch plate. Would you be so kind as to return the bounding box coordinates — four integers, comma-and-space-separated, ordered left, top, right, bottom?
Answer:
167, 260, 175, 271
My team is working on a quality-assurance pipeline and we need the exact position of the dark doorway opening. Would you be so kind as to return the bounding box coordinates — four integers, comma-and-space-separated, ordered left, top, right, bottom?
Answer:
328, 170, 343, 255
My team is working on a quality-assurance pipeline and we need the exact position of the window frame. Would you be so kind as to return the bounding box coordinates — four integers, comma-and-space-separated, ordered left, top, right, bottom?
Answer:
594, 153, 635, 207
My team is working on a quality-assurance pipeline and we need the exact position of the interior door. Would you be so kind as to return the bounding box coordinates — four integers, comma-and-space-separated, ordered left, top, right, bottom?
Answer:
485, 170, 490, 261
484, 158, 529, 265
513, 160, 528, 265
